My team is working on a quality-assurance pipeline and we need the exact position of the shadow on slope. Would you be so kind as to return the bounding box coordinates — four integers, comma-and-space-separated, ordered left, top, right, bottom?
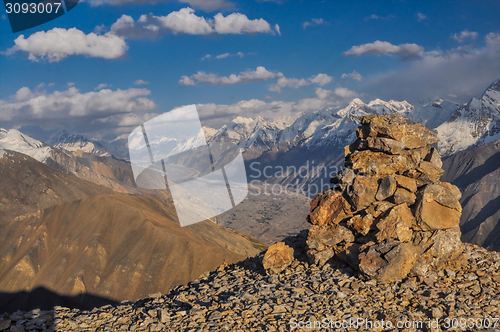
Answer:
0, 287, 118, 314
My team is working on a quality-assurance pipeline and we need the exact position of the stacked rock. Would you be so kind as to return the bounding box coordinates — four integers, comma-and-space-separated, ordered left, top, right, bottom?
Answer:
306, 113, 464, 283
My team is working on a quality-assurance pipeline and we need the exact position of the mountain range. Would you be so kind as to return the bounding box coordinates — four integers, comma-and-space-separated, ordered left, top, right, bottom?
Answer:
1, 79, 499, 312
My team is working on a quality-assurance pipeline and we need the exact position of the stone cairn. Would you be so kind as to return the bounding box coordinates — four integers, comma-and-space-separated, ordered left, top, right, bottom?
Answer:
305, 113, 464, 283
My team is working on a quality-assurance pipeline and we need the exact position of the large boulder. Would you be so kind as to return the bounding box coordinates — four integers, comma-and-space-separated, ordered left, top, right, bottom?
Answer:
414, 184, 462, 230
263, 242, 294, 274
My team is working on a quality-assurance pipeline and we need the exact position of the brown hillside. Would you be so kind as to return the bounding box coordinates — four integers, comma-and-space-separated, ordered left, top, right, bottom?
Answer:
0, 194, 267, 303
0, 150, 113, 225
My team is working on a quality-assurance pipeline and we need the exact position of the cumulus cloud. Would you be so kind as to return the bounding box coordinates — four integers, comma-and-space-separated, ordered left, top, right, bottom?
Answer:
134, 79, 149, 85
213, 12, 272, 34
180, 66, 281, 86
343, 40, 424, 60
179, 75, 196, 85
302, 18, 327, 29
268, 73, 333, 93
85, 0, 234, 12
341, 70, 363, 81
6, 28, 128, 62
0, 86, 157, 122
452, 29, 478, 43
180, 67, 332, 92
364, 33, 500, 104
110, 8, 273, 39
196, 97, 339, 129
314, 87, 357, 99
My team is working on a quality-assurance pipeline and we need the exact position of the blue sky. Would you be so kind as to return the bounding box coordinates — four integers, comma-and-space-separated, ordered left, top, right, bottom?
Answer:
0, 0, 499, 140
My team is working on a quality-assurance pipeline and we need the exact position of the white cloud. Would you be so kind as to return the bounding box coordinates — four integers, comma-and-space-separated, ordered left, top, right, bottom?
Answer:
364, 33, 500, 104
452, 29, 478, 43
215, 53, 230, 59
314, 87, 357, 99
181, 67, 332, 92
195, 86, 357, 129
417, 12, 427, 21
0, 86, 157, 122
95, 83, 109, 90
67, 82, 75, 87
180, 66, 281, 86
343, 40, 424, 58
179, 75, 196, 85
341, 70, 363, 81
213, 12, 272, 34
110, 8, 273, 38
157, 8, 214, 34
275, 24, 281, 36
268, 73, 332, 93
134, 79, 149, 85
6, 28, 128, 62
333, 87, 357, 99
15, 87, 33, 102
202, 52, 246, 60
302, 18, 327, 29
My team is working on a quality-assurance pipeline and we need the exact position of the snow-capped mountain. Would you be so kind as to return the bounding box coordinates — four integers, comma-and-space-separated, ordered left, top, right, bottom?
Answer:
405, 99, 458, 129
437, 79, 500, 156
48, 130, 112, 157
205, 98, 442, 152
0, 128, 52, 162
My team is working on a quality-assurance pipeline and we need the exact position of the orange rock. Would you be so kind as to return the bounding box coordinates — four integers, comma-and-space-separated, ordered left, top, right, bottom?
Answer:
263, 242, 294, 274
307, 190, 353, 226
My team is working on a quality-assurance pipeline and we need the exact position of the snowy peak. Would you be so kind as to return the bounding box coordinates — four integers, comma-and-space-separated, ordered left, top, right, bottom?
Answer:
48, 130, 112, 157
406, 99, 459, 129
436, 78, 500, 156
0, 128, 52, 162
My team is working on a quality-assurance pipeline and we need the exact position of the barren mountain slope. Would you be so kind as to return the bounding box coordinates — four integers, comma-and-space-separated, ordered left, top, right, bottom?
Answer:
442, 138, 500, 251
0, 194, 266, 306
0, 150, 114, 225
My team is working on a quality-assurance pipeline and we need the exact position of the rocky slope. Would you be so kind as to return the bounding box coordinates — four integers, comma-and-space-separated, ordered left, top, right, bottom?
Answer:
0, 194, 266, 313
0, 150, 114, 225
1, 234, 498, 331
442, 138, 500, 252
1, 128, 139, 194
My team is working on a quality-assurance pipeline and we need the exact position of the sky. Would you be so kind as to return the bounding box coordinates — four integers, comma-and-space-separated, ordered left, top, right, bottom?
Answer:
0, 0, 499, 141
